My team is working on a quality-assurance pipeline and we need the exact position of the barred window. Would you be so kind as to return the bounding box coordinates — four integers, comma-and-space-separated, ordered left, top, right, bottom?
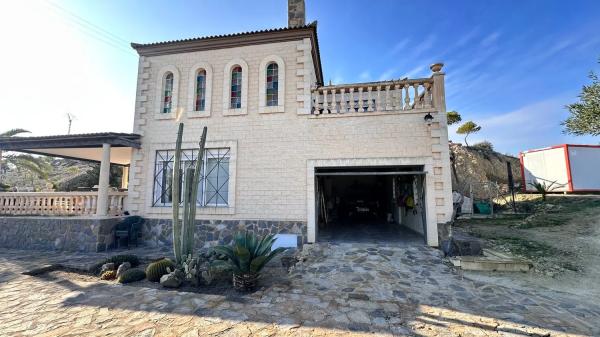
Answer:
266, 63, 278, 107
230, 66, 242, 109
194, 69, 206, 111
162, 72, 174, 113
152, 148, 230, 207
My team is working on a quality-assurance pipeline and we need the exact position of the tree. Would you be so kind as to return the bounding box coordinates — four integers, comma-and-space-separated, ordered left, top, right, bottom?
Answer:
562, 58, 600, 136
447, 111, 462, 125
0, 129, 50, 184
456, 121, 481, 147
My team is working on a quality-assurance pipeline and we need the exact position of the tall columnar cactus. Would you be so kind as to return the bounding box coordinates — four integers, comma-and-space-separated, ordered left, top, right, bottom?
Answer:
172, 123, 207, 264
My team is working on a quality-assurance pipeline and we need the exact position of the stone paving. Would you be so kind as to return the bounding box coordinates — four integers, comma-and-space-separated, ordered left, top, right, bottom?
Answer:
0, 242, 599, 336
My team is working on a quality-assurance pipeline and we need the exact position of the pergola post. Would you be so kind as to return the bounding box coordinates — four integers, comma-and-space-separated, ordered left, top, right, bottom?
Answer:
96, 143, 111, 216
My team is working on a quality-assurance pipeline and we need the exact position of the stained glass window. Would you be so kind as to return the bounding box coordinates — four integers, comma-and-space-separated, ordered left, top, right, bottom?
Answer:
195, 69, 206, 111
266, 63, 278, 107
230, 66, 242, 109
152, 148, 230, 207
162, 72, 174, 114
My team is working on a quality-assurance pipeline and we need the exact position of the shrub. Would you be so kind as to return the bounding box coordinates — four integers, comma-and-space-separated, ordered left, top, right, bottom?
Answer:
90, 254, 140, 275
529, 180, 561, 201
145, 258, 176, 282
118, 269, 146, 283
471, 141, 494, 152
100, 270, 117, 280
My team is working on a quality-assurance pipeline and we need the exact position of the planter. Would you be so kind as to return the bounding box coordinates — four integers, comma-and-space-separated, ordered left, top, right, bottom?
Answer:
232, 273, 258, 291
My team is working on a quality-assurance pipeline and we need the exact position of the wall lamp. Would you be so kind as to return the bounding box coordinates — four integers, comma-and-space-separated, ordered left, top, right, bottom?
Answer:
424, 113, 434, 126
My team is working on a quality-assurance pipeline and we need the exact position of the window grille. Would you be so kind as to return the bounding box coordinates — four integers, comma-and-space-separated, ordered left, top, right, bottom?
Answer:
152, 148, 230, 207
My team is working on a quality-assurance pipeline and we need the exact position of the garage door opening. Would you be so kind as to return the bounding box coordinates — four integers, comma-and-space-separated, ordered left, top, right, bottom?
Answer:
315, 166, 427, 244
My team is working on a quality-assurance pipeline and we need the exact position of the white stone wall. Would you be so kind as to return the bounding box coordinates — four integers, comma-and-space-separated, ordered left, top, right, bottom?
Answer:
128, 37, 453, 246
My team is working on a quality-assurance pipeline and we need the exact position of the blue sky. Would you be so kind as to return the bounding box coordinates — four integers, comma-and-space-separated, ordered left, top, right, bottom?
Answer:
1, 0, 599, 155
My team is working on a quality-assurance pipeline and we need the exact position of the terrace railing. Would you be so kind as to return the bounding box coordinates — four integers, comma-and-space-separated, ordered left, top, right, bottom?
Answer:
311, 78, 435, 115
0, 191, 127, 216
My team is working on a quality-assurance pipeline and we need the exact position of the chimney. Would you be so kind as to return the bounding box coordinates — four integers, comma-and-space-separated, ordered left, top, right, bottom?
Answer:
288, 0, 305, 28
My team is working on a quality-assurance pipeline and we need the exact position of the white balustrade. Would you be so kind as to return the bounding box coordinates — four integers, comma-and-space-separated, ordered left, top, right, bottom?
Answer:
311, 78, 434, 115
0, 191, 127, 216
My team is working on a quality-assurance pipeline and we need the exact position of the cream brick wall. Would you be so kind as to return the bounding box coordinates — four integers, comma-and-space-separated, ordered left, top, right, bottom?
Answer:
128, 37, 453, 246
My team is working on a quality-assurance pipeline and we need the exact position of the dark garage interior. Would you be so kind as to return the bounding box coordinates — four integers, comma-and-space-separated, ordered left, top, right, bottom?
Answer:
316, 166, 427, 243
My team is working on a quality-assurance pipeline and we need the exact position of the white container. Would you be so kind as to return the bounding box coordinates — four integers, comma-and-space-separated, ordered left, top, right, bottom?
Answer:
520, 144, 600, 192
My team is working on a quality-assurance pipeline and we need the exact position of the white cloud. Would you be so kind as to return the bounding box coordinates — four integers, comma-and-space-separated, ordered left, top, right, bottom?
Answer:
387, 38, 410, 56
413, 34, 436, 56
358, 71, 371, 82
378, 67, 398, 81
480, 31, 501, 47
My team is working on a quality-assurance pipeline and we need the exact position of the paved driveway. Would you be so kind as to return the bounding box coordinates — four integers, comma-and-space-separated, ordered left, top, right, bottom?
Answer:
0, 243, 598, 336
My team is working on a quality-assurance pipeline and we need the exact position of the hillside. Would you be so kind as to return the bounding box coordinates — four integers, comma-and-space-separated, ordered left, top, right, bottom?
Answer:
450, 142, 521, 198
1, 158, 96, 192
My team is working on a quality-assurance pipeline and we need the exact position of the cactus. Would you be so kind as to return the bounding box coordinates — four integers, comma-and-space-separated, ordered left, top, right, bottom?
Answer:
100, 270, 117, 280
145, 258, 176, 282
118, 269, 146, 283
172, 123, 207, 264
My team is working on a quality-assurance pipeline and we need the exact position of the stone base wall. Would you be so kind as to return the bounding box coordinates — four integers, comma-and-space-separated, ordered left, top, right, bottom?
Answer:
142, 218, 307, 250
0, 217, 121, 252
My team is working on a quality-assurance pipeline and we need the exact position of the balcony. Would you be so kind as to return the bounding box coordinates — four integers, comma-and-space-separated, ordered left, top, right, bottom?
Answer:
310, 63, 444, 116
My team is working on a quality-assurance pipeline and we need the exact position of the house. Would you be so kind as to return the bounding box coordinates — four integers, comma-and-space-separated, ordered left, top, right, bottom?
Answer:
0, 0, 452, 250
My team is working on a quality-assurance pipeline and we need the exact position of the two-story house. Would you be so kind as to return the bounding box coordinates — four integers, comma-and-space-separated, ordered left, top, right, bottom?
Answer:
126, 0, 452, 248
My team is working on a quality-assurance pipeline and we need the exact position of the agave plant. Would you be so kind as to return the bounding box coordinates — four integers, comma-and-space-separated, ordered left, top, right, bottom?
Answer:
213, 232, 286, 291
529, 180, 562, 201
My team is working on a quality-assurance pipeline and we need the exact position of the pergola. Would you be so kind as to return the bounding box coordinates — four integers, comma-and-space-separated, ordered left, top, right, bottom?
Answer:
0, 133, 141, 216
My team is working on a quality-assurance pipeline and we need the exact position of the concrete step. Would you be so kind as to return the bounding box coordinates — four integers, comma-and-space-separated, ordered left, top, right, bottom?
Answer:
450, 249, 532, 272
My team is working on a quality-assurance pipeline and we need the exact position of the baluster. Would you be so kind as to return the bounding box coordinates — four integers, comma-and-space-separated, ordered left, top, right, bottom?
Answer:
340, 88, 347, 113
357, 87, 364, 112
322, 88, 329, 114
385, 85, 391, 110
375, 85, 382, 112
394, 84, 402, 110
349, 88, 355, 112
404, 84, 410, 110
327, 89, 334, 113
366, 86, 373, 112
413, 83, 420, 109
424, 82, 432, 107
311, 92, 317, 114
91, 195, 97, 214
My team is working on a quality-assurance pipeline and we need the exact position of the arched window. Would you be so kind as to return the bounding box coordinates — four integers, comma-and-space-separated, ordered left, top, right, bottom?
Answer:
230, 66, 242, 109
266, 63, 279, 107
195, 69, 206, 111
162, 72, 174, 114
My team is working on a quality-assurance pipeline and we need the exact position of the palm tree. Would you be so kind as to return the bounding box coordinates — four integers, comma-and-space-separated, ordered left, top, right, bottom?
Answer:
0, 129, 50, 185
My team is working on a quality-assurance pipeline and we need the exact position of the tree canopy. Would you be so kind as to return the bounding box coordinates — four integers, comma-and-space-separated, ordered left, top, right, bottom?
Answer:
562, 59, 600, 136
456, 121, 482, 147
447, 111, 462, 125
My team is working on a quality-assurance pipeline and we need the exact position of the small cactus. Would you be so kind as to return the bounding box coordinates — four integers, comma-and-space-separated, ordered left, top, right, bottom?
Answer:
118, 269, 146, 284
145, 258, 176, 282
100, 270, 117, 280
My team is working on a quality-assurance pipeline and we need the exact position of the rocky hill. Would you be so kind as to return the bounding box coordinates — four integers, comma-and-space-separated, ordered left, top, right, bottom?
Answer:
450, 142, 521, 198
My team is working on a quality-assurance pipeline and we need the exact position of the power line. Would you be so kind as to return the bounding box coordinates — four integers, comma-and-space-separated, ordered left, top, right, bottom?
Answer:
44, 1, 138, 57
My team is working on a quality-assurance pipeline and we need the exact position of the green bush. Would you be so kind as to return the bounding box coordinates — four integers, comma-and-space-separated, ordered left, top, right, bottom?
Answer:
90, 254, 140, 275
118, 269, 146, 283
145, 258, 176, 282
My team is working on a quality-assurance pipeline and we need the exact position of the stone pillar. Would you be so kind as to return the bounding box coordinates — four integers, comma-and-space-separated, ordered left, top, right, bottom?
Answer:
121, 166, 129, 190
430, 63, 446, 113
96, 143, 111, 216
288, 0, 305, 28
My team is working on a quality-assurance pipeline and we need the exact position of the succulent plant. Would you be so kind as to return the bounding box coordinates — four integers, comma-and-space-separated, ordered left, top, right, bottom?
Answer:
145, 258, 176, 282
100, 270, 117, 280
213, 231, 286, 290
118, 269, 146, 284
